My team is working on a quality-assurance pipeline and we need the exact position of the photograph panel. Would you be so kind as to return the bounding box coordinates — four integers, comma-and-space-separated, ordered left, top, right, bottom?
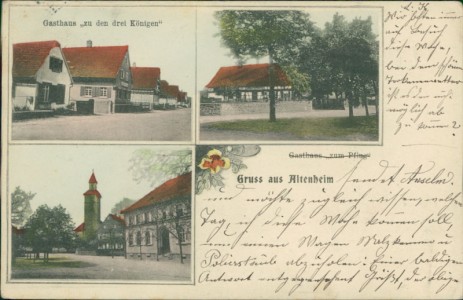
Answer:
197, 7, 382, 143
8, 145, 193, 283
9, 4, 195, 142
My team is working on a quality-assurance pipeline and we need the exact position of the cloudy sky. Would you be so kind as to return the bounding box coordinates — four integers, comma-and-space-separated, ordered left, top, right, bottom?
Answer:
9, 145, 191, 226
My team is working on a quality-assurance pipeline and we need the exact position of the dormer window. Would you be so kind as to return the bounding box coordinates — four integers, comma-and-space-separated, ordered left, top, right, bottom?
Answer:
49, 56, 63, 73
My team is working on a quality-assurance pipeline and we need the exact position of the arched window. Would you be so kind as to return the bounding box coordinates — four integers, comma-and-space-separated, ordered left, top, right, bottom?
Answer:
145, 231, 152, 245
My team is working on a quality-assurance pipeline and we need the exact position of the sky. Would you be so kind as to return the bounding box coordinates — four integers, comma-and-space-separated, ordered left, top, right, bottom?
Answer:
9, 145, 192, 227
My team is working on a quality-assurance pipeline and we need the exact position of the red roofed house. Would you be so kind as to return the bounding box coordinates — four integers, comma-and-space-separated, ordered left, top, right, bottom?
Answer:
96, 214, 126, 256
120, 172, 191, 261
177, 91, 190, 107
205, 63, 294, 102
12, 40, 73, 111
159, 80, 180, 107
130, 66, 161, 110
63, 40, 132, 114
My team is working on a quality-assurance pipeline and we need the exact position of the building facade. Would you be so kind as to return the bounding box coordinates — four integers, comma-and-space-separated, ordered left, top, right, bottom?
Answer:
96, 214, 125, 256
12, 40, 73, 111
63, 41, 132, 114
121, 172, 192, 261
205, 63, 295, 102
130, 66, 161, 110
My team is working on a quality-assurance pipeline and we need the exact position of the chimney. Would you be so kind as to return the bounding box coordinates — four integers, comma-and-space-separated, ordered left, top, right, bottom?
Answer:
86, 40, 92, 47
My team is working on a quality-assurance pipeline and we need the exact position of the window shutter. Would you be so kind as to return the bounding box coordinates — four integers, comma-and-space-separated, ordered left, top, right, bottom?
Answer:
107, 88, 112, 98
92, 87, 97, 97
80, 86, 85, 96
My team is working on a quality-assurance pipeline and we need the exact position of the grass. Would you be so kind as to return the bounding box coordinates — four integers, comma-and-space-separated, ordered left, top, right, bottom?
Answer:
205, 115, 379, 140
12, 256, 95, 269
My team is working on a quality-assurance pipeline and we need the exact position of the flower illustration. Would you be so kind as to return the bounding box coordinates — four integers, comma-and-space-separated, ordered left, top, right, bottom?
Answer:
198, 149, 230, 174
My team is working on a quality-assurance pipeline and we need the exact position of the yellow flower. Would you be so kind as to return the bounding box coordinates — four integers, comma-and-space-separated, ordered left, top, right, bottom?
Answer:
198, 149, 231, 174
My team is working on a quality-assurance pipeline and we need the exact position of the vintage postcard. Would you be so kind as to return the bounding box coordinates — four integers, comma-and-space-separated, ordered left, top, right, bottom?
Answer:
1, 1, 462, 299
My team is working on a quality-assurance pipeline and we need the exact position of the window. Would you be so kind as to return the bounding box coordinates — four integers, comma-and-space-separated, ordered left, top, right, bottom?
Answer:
100, 87, 107, 97
176, 206, 183, 217
145, 212, 150, 223
84, 87, 92, 97
136, 231, 142, 246
49, 56, 63, 73
145, 231, 152, 245
128, 233, 134, 246
136, 214, 144, 224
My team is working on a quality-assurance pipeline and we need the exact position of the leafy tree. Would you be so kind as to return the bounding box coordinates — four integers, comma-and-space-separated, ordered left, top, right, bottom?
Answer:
323, 13, 378, 117
129, 149, 192, 187
111, 197, 136, 215
215, 10, 315, 121
11, 186, 35, 227
23, 204, 77, 262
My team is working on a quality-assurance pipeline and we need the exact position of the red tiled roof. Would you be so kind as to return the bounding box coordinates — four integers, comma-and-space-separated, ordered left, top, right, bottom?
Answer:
165, 85, 180, 98
84, 189, 102, 198
131, 67, 160, 89
63, 45, 128, 79
13, 40, 61, 78
89, 172, 98, 184
178, 91, 187, 102
120, 172, 191, 213
74, 222, 85, 232
109, 214, 125, 225
206, 63, 290, 88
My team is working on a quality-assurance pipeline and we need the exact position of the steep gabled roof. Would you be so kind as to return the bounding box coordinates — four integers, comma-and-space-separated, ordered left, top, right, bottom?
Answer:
13, 40, 61, 78
165, 85, 180, 98
178, 91, 187, 102
108, 214, 125, 225
120, 172, 191, 213
206, 63, 290, 88
89, 172, 98, 184
131, 67, 161, 89
74, 222, 85, 232
63, 45, 128, 79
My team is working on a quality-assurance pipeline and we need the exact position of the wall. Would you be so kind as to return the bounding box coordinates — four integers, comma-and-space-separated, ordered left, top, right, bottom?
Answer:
200, 100, 312, 116
12, 84, 36, 110
35, 47, 72, 107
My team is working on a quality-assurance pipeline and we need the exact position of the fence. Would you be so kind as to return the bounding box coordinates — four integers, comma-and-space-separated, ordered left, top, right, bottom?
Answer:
200, 100, 312, 116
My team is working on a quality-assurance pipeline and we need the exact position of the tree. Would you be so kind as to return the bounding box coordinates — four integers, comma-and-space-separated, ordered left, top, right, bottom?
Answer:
129, 149, 192, 187
24, 204, 77, 262
215, 10, 315, 121
323, 14, 378, 117
11, 186, 35, 227
111, 198, 136, 215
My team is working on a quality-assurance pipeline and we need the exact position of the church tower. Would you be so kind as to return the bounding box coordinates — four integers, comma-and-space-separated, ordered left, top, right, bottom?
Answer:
83, 171, 101, 241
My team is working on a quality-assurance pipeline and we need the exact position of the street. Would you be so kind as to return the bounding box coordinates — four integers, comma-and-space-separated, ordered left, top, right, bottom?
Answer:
12, 253, 191, 281
12, 109, 192, 141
